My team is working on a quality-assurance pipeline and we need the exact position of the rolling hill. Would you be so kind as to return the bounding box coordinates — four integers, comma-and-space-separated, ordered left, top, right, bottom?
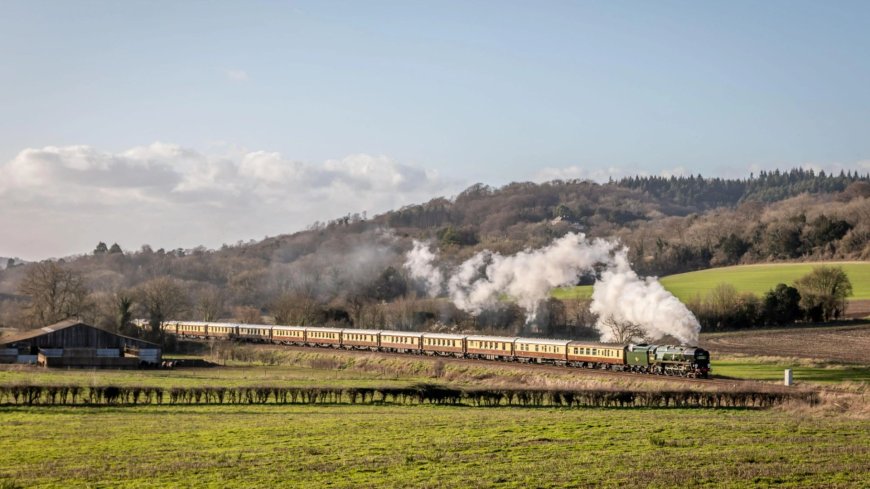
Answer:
553, 261, 870, 301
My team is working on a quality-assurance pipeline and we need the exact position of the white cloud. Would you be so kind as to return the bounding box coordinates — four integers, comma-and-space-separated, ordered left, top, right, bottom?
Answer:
538, 161, 870, 184
796, 160, 870, 175
226, 69, 249, 82
0, 143, 453, 259
534, 165, 634, 183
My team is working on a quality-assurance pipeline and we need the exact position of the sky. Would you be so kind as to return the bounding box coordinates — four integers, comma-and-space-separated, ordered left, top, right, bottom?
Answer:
1, 1, 869, 260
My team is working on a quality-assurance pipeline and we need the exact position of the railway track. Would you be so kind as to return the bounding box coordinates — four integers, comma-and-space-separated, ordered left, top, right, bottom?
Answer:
191, 339, 796, 392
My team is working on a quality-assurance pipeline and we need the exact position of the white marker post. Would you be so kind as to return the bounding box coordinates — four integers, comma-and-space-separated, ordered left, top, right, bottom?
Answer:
784, 369, 793, 387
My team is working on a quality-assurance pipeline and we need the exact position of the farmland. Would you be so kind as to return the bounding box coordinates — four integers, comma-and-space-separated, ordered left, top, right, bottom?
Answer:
2, 326, 868, 488
701, 323, 870, 364
552, 261, 870, 302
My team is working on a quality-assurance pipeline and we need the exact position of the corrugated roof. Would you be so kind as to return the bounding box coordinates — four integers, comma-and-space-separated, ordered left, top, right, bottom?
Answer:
0, 319, 159, 347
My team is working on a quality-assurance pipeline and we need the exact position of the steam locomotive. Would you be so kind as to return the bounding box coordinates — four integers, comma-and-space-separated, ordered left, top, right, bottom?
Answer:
152, 320, 711, 378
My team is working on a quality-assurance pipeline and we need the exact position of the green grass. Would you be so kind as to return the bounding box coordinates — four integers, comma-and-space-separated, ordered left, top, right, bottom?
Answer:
552, 261, 870, 301
0, 405, 867, 488
713, 358, 870, 384
551, 284, 593, 299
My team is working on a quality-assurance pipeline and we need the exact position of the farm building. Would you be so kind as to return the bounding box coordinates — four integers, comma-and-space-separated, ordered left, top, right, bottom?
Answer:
0, 320, 161, 368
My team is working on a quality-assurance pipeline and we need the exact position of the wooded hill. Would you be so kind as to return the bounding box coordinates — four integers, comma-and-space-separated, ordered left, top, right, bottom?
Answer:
1, 169, 868, 336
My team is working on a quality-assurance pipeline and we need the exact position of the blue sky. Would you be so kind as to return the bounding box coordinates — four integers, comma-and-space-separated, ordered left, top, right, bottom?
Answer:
1, 1, 869, 259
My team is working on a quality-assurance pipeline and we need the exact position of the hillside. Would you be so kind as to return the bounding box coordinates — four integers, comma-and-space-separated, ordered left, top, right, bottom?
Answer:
555, 261, 870, 301
1, 169, 868, 335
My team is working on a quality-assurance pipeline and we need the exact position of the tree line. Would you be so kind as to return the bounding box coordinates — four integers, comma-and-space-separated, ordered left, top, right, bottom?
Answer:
686, 266, 853, 332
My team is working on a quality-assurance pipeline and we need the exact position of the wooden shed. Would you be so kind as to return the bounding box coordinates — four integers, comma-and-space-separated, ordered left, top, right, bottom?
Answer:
0, 320, 161, 368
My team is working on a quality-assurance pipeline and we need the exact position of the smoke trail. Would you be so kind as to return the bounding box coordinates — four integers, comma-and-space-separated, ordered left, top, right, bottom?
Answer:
447, 233, 617, 318
402, 232, 702, 344
404, 240, 444, 297
589, 251, 701, 345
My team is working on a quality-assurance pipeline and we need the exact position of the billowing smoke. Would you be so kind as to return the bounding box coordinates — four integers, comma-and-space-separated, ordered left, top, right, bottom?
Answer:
446, 234, 617, 317
403, 241, 444, 297
403, 232, 701, 344
590, 250, 700, 345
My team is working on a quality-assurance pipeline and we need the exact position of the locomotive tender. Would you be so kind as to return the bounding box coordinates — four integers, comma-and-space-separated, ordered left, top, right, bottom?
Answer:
158, 320, 710, 378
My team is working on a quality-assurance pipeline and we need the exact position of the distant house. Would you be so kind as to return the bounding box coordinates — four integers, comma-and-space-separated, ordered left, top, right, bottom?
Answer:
0, 320, 161, 368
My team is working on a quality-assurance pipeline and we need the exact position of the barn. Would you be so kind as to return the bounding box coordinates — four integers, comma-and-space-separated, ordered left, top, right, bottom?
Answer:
0, 320, 162, 368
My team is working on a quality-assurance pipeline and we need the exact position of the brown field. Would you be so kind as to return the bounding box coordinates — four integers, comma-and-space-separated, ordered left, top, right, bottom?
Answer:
846, 299, 870, 319
701, 323, 870, 364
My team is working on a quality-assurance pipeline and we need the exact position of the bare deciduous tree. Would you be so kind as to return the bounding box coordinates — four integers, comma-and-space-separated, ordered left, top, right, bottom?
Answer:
195, 286, 225, 322
18, 261, 90, 327
601, 315, 646, 344
233, 306, 261, 324
136, 276, 189, 338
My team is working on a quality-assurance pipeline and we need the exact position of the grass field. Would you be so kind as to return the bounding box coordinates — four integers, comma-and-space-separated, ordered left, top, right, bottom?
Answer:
712, 357, 870, 383
1, 404, 868, 488
552, 261, 870, 301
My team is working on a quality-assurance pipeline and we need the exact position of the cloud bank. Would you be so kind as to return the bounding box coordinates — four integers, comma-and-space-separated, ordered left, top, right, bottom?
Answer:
0, 143, 450, 259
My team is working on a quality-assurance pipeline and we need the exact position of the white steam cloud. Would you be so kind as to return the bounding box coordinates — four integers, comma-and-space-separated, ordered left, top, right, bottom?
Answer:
403, 233, 701, 344
589, 251, 701, 344
403, 241, 444, 297
446, 234, 617, 316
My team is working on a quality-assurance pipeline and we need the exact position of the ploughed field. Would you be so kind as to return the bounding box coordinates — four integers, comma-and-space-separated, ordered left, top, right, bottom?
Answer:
702, 323, 870, 364
1, 405, 868, 488
553, 261, 870, 310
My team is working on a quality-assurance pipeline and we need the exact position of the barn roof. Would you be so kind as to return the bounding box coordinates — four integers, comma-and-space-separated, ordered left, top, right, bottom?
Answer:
0, 319, 159, 347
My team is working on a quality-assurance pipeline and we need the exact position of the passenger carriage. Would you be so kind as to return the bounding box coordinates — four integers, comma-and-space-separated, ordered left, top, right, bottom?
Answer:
205, 323, 236, 339
341, 329, 381, 350
515, 338, 570, 365
304, 327, 342, 347
466, 336, 515, 360
174, 321, 209, 338
272, 325, 305, 345
237, 324, 272, 342
566, 341, 625, 369
380, 331, 423, 353
421, 333, 466, 357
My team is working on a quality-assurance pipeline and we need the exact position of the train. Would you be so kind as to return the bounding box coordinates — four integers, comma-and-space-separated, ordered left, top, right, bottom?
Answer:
152, 320, 711, 378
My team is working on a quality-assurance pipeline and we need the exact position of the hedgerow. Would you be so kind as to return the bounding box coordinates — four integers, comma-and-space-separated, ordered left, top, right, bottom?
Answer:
0, 383, 817, 408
